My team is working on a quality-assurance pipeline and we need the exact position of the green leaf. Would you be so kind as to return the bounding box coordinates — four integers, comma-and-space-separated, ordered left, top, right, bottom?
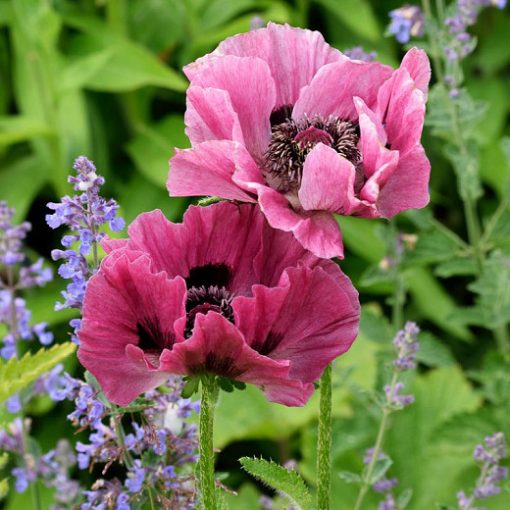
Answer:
366, 456, 393, 485
415, 333, 456, 367
0, 156, 48, 221
397, 489, 413, 509
338, 471, 361, 484
404, 229, 460, 266
468, 250, 510, 327
126, 115, 190, 187
313, 0, 380, 41
337, 216, 387, 263
434, 257, 478, 278
181, 376, 200, 398
0, 478, 8, 500
0, 343, 76, 403
443, 142, 482, 202
0, 116, 53, 145
239, 457, 312, 510
405, 267, 473, 341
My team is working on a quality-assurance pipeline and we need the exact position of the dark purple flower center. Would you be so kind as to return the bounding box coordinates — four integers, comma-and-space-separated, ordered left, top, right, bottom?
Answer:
136, 319, 175, 366
184, 285, 235, 338
263, 104, 361, 194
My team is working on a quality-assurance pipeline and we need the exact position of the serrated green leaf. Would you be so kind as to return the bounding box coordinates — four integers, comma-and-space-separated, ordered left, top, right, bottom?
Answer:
239, 457, 312, 510
404, 229, 460, 266
0, 343, 76, 403
468, 251, 510, 327
366, 456, 392, 484
434, 257, 477, 278
415, 333, 456, 367
443, 142, 482, 202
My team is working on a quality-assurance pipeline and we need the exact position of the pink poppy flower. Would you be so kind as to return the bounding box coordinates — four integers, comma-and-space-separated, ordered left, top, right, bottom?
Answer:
77, 203, 359, 407
168, 23, 431, 259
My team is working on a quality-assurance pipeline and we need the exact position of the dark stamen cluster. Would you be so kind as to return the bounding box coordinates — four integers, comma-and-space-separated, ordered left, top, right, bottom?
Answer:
185, 285, 235, 338
264, 110, 361, 194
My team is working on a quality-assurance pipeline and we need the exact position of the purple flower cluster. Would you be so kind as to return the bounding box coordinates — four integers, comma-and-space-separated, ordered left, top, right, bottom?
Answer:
457, 432, 508, 509
393, 322, 420, 371
46, 156, 124, 341
344, 46, 377, 62
444, 0, 507, 63
0, 419, 81, 508
387, 4, 425, 44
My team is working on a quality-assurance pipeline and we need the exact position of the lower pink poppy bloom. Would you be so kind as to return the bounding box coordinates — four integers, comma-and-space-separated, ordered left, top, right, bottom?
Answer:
78, 203, 359, 407
168, 23, 431, 259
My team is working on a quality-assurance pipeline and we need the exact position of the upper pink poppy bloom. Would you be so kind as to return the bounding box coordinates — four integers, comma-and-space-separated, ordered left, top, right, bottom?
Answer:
77, 203, 359, 407
168, 23, 431, 259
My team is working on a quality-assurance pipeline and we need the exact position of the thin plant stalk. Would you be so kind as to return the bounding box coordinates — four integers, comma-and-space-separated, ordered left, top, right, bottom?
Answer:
316, 363, 332, 510
353, 372, 399, 510
198, 375, 219, 510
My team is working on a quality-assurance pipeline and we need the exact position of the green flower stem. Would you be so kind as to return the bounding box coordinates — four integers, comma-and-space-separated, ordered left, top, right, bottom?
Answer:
353, 372, 399, 510
199, 375, 219, 510
7, 266, 42, 510
316, 364, 332, 510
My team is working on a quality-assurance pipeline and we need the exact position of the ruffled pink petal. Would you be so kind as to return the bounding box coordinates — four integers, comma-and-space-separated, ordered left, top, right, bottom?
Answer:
234, 266, 359, 383
207, 22, 346, 106
376, 145, 431, 217
183, 55, 275, 160
380, 67, 426, 155
101, 237, 128, 254
185, 86, 245, 146
168, 140, 257, 202
401, 48, 431, 96
160, 312, 314, 406
78, 254, 187, 405
292, 60, 392, 122
298, 143, 358, 214
257, 187, 344, 259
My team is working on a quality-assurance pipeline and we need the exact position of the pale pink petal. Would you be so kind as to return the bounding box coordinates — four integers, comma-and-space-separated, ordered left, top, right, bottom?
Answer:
381, 68, 426, 155
234, 266, 359, 383
298, 143, 358, 214
401, 48, 431, 96
292, 60, 392, 121
160, 312, 315, 406
376, 145, 431, 217
183, 55, 275, 160
257, 187, 344, 259
168, 140, 257, 202
78, 255, 187, 405
101, 236, 128, 254
208, 22, 346, 106
185, 86, 245, 146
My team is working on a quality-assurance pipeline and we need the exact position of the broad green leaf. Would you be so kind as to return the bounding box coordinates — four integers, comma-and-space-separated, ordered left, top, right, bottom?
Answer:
240, 457, 312, 510
314, 0, 380, 41
199, 0, 259, 30
224, 484, 261, 510
126, 115, 189, 187
0, 116, 53, 145
0, 156, 48, 221
337, 216, 387, 263
0, 343, 76, 403
468, 251, 510, 327
415, 333, 456, 367
404, 229, 460, 266
405, 267, 473, 341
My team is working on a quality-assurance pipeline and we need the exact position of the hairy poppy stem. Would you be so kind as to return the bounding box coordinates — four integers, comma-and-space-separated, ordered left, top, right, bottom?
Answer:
316, 363, 332, 510
199, 375, 219, 510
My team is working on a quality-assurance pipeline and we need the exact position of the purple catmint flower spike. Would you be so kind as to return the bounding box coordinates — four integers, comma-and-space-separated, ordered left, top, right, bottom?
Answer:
457, 432, 508, 509
46, 155, 125, 342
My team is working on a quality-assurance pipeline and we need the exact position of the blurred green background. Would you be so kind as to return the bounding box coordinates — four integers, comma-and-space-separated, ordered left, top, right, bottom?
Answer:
1, 0, 510, 508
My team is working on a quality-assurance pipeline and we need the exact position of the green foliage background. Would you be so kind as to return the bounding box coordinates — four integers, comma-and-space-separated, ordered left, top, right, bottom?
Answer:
1, 0, 509, 508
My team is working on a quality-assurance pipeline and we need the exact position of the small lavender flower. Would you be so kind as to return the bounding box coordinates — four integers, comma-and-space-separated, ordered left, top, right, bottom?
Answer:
0, 201, 31, 265
385, 382, 415, 408
457, 432, 508, 509
344, 46, 377, 62
387, 5, 425, 43
393, 322, 420, 371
